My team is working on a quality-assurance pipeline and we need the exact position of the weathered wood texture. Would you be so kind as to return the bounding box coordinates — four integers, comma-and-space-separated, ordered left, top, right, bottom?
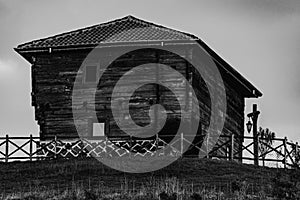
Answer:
31, 45, 245, 158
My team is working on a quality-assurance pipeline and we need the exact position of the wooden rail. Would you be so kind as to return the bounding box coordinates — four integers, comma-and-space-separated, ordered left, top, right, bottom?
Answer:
0, 134, 299, 168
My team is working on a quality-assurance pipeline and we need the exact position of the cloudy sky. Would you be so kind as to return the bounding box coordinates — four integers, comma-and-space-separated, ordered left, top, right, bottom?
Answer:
0, 0, 299, 141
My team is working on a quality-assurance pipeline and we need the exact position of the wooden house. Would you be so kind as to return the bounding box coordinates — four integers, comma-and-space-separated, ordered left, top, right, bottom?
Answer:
15, 15, 262, 158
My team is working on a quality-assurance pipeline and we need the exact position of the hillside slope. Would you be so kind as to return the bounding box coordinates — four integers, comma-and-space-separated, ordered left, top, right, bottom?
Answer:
0, 157, 299, 198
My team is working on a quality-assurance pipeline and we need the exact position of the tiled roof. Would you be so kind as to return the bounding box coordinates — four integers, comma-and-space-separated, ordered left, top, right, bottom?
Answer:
16, 15, 198, 50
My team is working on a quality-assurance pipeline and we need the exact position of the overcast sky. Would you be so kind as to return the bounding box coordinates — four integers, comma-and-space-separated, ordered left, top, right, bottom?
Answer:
0, 0, 299, 141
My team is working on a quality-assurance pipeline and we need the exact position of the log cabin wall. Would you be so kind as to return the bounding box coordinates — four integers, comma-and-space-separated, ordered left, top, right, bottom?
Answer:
31, 44, 245, 158
189, 46, 245, 159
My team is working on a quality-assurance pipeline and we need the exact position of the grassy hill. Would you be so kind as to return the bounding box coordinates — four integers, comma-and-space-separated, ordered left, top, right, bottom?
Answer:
0, 157, 299, 199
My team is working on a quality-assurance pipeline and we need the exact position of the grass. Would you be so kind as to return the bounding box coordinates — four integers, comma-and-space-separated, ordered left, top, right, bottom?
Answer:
0, 157, 299, 199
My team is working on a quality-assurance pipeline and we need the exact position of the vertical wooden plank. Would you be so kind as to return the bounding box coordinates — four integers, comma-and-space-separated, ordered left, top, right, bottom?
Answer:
206, 134, 209, 158
129, 135, 132, 158
296, 142, 299, 162
154, 52, 159, 134
29, 134, 33, 161
155, 134, 158, 157
283, 137, 287, 168
185, 59, 189, 111
230, 133, 234, 161
5, 134, 9, 163
252, 104, 259, 166
31, 64, 37, 106
180, 132, 184, 156
54, 135, 57, 159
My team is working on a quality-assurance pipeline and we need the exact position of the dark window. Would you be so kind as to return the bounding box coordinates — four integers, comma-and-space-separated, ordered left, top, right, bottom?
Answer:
85, 65, 97, 83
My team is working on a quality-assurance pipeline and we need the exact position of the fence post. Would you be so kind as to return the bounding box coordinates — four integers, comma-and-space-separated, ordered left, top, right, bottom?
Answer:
248, 104, 260, 166
206, 134, 209, 158
29, 134, 33, 161
296, 142, 299, 166
54, 135, 57, 159
295, 142, 299, 156
230, 133, 234, 161
155, 134, 158, 157
181, 132, 184, 156
129, 135, 132, 158
5, 134, 9, 163
283, 137, 287, 168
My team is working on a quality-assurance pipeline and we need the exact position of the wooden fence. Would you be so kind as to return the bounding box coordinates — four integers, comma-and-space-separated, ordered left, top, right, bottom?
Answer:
0, 134, 299, 168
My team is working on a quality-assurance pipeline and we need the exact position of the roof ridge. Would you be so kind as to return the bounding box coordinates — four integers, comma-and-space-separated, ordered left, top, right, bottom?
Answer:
126, 16, 198, 39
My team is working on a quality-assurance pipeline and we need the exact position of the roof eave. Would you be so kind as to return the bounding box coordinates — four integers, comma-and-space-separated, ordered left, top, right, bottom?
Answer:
14, 39, 198, 64
15, 39, 198, 53
14, 47, 35, 64
195, 40, 262, 98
